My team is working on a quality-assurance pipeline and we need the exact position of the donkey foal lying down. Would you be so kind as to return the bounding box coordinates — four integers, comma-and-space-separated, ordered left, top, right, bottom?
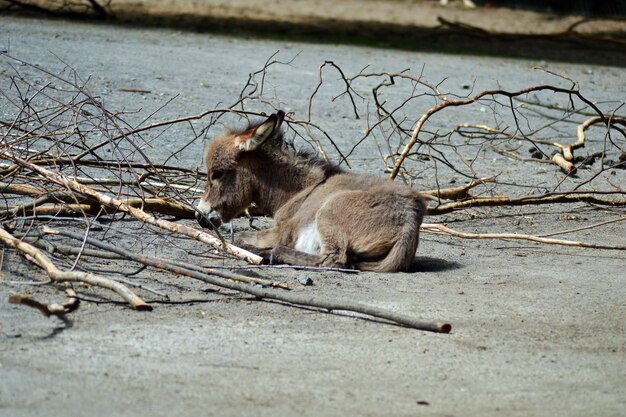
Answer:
196, 111, 427, 272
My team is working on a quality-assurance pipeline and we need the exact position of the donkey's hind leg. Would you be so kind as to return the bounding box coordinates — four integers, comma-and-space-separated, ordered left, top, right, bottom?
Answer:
268, 246, 326, 267
269, 246, 352, 270
233, 228, 283, 262
236, 228, 280, 251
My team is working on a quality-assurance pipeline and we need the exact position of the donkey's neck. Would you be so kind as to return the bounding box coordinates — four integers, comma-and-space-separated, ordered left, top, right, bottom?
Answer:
250, 148, 336, 216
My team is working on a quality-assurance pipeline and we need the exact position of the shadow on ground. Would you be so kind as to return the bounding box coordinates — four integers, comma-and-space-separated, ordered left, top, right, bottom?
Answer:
3, 7, 626, 66
411, 256, 464, 273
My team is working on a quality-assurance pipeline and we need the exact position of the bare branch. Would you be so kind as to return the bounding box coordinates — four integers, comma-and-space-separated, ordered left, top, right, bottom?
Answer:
0, 226, 151, 310
422, 223, 626, 250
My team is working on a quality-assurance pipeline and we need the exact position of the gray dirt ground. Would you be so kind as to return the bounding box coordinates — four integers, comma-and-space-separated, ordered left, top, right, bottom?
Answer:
1, 15, 626, 417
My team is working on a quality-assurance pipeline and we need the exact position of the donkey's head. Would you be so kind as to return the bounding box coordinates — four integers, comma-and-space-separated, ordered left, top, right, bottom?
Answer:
196, 111, 285, 228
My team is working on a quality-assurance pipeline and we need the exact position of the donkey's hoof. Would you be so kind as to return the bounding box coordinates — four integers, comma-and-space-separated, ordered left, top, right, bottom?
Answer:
268, 247, 278, 265
259, 248, 278, 265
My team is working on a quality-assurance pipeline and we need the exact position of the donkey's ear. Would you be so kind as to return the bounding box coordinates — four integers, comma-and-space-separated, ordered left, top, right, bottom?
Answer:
235, 110, 285, 152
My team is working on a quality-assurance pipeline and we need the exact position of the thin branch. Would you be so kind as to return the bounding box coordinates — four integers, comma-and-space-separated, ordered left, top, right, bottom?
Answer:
0, 226, 151, 310
428, 193, 626, 215
537, 216, 626, 238
422, 223, 626, 250
8, 288, 79, 317
44, 226, 450, 332
388, 84, 622, 180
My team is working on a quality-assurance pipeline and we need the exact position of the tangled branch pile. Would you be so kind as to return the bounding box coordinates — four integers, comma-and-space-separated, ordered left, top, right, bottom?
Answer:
1, 52, 624, 332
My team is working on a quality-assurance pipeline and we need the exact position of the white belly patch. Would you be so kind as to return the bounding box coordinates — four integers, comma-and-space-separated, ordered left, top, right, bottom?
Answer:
294, 222, 321, 255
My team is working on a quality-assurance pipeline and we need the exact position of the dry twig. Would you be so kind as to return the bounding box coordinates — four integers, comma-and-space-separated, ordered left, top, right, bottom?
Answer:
388, 84, 621, 180
0, 225, 151, 310
8, 288, 79, 317
422, 223, 626, 250
43, 226, 450, 332
428, 193, 626, 215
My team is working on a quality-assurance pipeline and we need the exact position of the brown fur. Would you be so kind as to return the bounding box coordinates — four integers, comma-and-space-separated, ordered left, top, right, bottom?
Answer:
196, 111, 427, 272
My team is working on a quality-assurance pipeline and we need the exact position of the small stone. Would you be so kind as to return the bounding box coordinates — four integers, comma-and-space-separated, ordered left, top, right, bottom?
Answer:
5, 330, 21, 338
298, 275, 313, 286
580, 155, 597, 166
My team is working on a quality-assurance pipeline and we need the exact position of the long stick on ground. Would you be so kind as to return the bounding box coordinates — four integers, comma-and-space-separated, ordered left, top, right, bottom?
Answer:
42, 227, 287, 289
427, 193, 626, 215
44, 227, 451, 333
0, 226, 151, 310
421, 223, 626, 250
0, 151, 263, 265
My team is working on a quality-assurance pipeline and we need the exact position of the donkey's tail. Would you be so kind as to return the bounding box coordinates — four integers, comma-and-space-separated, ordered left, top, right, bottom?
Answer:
355, 230, 418, 272
355, 201, 425, 273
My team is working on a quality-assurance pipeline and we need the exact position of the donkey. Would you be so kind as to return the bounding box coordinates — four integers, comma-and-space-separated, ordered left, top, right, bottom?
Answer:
196, 111, 427, 272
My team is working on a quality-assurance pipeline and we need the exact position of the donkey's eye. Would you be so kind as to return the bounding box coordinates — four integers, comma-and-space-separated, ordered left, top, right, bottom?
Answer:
211, 170, 225, 181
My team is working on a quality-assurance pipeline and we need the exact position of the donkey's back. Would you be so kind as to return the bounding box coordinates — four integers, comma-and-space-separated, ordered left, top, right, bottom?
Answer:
272, 172, 426, 271
196, 111, 426, 272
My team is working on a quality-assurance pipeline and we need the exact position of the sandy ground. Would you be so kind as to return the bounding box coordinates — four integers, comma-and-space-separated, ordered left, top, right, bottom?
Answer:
1, 12, 626, 417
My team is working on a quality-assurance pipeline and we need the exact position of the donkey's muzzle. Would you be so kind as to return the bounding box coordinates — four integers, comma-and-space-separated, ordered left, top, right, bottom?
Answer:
195, 210, 222, 229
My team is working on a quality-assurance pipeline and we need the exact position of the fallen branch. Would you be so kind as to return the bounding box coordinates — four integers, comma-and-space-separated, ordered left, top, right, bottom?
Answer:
0, 226, 152, 310
44, 226, 288, 289
551, 152, 577, 174
428, 193, 626, 215
0, 182, 45, 195
537, 216, 626, 238
561, 115, 626, 161
388, 85, 621, 180
2, 197, 195, 219
8, 288, 79, 317
421, 223, 626, 250
543, 115, 626, 172
43, 226, 450, 332
21, 235, 132, 259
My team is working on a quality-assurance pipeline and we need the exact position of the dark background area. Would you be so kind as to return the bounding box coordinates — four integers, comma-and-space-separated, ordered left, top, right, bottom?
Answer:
480, 0, 626, 15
